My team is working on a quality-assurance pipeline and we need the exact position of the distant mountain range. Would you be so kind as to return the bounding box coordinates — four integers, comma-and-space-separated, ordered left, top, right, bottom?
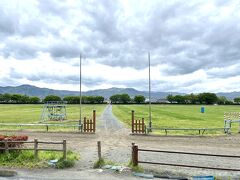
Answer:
0, 84, 239, 100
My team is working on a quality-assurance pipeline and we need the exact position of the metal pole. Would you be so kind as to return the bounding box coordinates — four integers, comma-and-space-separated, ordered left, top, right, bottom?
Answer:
79, 54, 82, 131
148, 52, 152, 131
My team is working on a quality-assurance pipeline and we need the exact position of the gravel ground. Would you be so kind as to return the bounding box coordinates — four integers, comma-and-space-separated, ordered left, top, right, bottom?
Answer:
1, 105, 240, 179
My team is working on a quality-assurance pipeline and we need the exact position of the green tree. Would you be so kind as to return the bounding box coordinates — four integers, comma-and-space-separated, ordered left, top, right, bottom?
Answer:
110, 94, 119, 104
63, 96, 79, 104
167, 94, 174, 103
0, 94, 3, 102
234, 97, 240, 104
198, 93, 218, 104
120, 94, 131, 104
29, 96, 41, 104
95, 96, 104, 103
174, 95, 186, 104
110, 94, 131, 104
11, 94, 23, 103
2, 93, 11, 103
186, 93, 199, 104
217, 96, 228, 105
134, 95, 145, 104
87, 96, 95, 104
20, 95, 30, 104
43, 95, 61, 102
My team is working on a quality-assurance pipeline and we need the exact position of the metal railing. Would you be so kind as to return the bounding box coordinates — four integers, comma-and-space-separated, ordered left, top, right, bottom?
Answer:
148, 127, 228, 135
0, 123, 82, 132
132, 143, 240, 171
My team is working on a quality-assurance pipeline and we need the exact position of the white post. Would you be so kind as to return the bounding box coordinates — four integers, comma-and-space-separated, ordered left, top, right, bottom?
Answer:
79, 54, 82, 131
148, 52, 152, 131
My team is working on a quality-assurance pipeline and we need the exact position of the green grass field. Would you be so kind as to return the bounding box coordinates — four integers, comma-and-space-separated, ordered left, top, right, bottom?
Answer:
0, 104, 106, 131
112, 105, 240, 135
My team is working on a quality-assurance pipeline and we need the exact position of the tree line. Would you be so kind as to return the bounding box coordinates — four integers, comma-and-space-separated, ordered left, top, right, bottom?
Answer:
167, 93, 234, 105
0, 93, 105, 104
1, 92, 240, 105
110, 94, 145, 104
0, 93, 41, 104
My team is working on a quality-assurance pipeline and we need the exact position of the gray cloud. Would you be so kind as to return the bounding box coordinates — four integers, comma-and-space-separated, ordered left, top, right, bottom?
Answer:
1, 0, 240, 92
0, 5, 18, 36
2, 39, 41, 59
9, 68, 105, 86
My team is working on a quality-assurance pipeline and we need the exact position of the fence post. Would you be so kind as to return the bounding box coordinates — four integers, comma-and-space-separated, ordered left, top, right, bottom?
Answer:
4, 139, 9, 153
87, 119, 89, 132
132, 110, 134, 133
93, 110, 96, 133
63, 139, 67, 160
132, 143, 138, 166
83, 117, 86, 132
142, 118, 145, 134
34, 138, 38, 159
97, 141, 101, 160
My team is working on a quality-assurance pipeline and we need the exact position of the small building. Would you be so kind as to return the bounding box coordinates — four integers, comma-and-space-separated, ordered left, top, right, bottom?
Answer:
156, 98, 170, 104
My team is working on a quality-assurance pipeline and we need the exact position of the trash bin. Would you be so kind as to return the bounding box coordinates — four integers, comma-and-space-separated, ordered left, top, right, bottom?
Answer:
201, 106, 205, 113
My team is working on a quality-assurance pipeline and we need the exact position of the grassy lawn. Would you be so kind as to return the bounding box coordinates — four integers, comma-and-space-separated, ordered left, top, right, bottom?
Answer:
0, 150, 79, 168
112, 105, 240, 135
0, 104, 106, 131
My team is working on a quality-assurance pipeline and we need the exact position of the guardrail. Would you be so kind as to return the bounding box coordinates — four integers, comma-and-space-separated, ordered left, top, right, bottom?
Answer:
0, 138, 67, 160
132, 143, 240, 171
148, 127, 228, 135
0, 123, 82, 132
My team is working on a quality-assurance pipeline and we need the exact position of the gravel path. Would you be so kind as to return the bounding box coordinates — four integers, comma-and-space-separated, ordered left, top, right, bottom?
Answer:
2, 105, 240, 179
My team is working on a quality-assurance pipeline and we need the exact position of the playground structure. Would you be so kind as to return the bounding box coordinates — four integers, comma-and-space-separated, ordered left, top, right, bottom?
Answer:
224, 112, 240, 134
40, 101, 67, 122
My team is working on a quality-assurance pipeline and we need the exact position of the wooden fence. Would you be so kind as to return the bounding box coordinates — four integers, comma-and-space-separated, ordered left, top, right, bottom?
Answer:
132, 143, 240, 171
0, 139, 67, 160
131, 110, 146, 134
83, 110, 96, 133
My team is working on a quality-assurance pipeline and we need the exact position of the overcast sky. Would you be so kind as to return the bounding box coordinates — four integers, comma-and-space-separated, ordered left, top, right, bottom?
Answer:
0, 0, 240, 93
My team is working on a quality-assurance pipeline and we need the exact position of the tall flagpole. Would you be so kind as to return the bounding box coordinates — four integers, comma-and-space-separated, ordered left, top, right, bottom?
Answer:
79, 54, 82, 131
148, 52, 152, 131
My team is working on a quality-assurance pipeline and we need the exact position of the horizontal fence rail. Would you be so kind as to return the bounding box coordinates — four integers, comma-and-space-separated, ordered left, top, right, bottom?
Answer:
132, 143, 240, 171
0, 139, 67, 160
0, 123, 82, 131
148, 127, 228, 135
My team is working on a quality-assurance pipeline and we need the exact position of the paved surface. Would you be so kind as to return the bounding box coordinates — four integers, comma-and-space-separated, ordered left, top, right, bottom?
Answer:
0, 169, 142, 180
97, 104, 125, 132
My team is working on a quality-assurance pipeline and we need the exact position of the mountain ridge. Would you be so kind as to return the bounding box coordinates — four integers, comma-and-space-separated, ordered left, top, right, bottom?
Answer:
0, 84, 239, 100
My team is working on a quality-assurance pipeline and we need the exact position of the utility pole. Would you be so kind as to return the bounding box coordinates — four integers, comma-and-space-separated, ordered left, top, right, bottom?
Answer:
148, 52, 152, 131
79, 54, 82, 131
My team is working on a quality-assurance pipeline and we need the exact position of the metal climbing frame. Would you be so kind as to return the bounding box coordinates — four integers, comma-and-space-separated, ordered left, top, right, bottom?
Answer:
40, 101, 67, 122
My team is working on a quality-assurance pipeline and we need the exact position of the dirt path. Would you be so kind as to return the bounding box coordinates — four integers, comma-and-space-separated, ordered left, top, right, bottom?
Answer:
2, 105, 240, 179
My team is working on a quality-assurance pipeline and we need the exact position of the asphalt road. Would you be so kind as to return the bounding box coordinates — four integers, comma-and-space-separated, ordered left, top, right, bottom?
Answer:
97, 104, 125, 132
